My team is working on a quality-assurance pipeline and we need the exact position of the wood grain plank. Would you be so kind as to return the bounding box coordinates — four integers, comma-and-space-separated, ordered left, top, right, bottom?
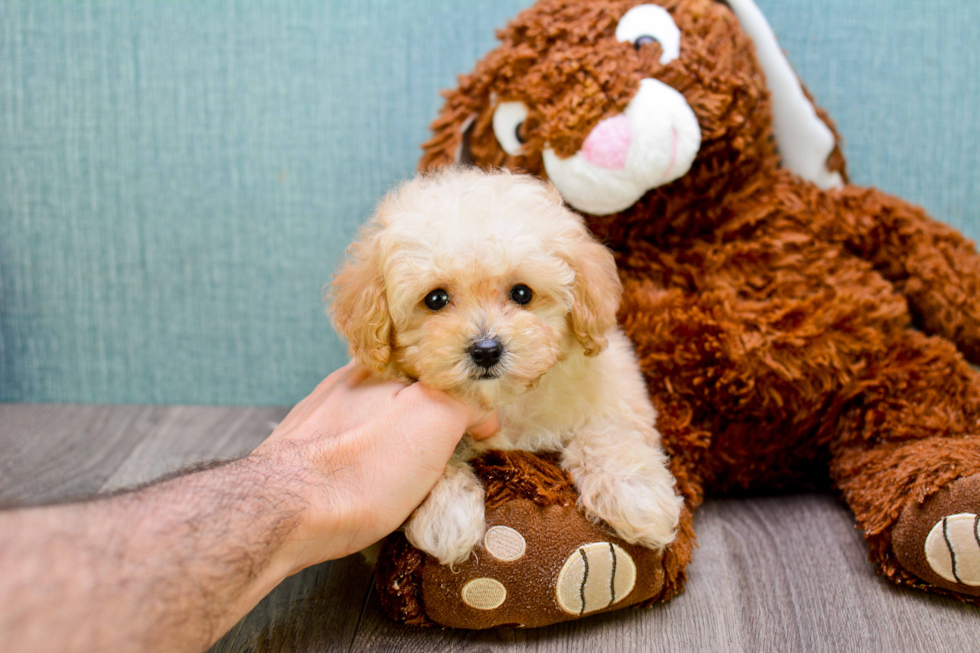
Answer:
0, 403, 167, 507
349, 494, 980, 653
209, 555, 374, 653
0, 403, 374, 653
98, 405, 288, 492
4, 405, 979, 651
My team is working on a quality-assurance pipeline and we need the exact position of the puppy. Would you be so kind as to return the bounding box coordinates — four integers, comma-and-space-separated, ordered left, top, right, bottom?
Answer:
330, 168, 682, 565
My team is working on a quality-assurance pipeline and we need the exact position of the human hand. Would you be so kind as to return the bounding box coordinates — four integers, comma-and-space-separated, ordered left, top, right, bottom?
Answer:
252, 363, 498, 572
0, 363, 498, 653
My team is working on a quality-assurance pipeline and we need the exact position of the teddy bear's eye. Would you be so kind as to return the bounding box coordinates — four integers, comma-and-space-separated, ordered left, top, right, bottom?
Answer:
616, 5, 681, 65
509, 284, 533, 306
633, 35, 659, 51
493, 101, 529, 156
424, 289, 450, 311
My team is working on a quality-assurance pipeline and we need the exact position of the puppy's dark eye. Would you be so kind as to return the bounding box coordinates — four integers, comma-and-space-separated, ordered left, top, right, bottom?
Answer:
634, 34, 658, 50
424, 289, 450, 311
509, 284, 533, 305
514, 121, 526, 145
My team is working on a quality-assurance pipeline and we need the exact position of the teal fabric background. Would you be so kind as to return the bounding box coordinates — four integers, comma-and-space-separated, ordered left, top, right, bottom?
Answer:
1, 0, 978, 406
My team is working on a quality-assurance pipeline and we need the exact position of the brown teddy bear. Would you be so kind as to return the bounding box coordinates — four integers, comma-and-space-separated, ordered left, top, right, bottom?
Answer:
376, 0, 980, 628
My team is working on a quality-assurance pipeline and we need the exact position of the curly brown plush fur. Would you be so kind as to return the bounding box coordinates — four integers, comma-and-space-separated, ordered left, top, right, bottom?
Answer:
378, 0, 980, 626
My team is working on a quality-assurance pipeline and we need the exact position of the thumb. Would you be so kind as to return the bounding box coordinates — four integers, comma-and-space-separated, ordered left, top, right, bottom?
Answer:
396, 382, 499, 444
466, 410, 499, 440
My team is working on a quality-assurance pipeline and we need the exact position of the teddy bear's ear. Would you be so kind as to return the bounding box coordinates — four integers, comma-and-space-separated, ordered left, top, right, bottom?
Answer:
420, 99, 478, 171
420, 63, 491, 171
724, 0, 847, 188
455, 116, 477, 166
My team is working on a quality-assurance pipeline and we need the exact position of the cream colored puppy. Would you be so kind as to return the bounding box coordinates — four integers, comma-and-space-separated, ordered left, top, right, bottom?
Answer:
330, 168, 682, 565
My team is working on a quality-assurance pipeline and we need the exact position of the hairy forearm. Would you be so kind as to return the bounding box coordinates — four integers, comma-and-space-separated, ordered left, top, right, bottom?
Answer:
0, 455, 310, 653
0, 367, 486, 652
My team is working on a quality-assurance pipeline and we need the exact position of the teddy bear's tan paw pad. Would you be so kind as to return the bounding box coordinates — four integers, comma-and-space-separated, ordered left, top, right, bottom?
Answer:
418, 499, 665, 629
924, 513, 980, 586
482, 525, 526, 562
892, 473, 980, 596
461, 578, 508, 610
555, 542, 636, 615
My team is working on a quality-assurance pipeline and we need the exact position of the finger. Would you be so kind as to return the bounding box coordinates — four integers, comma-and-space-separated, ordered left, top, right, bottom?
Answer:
403, 384, 500, 436
466, 410, 499, 440
394, 382, 472, 434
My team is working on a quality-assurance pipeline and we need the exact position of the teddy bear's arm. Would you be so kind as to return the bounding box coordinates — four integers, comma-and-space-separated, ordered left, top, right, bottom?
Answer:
833, 186, 980, 363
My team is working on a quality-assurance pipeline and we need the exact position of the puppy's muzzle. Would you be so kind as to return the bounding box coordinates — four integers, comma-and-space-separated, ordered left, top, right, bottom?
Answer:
468, 338, 504, 371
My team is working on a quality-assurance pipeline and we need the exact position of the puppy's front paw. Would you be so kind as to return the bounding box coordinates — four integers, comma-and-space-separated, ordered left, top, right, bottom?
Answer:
405, 467, 486, 566
576, 464, 683, 551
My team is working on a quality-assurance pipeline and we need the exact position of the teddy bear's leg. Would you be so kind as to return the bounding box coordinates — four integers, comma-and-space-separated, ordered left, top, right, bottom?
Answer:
376, 450, 698, 628
829, 329, 980, 599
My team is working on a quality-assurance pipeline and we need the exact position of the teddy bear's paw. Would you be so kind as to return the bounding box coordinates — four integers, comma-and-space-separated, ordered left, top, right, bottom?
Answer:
923, 514, 980, 586
405, 473, 486, 566
893, 473, 980, 596
575, 467, 684, 551
408, 498, 667, 629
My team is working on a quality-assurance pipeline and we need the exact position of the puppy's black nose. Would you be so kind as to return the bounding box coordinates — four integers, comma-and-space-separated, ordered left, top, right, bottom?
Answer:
468, 338, 503, 369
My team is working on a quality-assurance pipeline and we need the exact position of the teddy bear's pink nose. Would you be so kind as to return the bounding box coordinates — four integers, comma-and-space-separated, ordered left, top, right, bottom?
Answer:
580, 114, 632, 170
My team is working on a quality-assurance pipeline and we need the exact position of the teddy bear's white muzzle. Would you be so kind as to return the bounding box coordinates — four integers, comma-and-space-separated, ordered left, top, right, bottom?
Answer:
543, 78, 701, 216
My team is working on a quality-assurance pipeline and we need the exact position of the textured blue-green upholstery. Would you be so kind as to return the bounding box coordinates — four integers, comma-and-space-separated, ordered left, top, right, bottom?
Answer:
1, 0, 978, 405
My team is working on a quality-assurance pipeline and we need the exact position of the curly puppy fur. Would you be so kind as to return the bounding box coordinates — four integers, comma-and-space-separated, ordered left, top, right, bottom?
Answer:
331, 168, 683, 565
418, 0, 980, 602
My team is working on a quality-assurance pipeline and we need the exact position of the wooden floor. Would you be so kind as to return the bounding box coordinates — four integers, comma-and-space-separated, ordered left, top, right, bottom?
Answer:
2, 403, 979, 652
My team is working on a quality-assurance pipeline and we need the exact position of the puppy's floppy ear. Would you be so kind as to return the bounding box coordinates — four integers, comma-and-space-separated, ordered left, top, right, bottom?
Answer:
561, 215, 623, 357
328, 224, 392, 373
